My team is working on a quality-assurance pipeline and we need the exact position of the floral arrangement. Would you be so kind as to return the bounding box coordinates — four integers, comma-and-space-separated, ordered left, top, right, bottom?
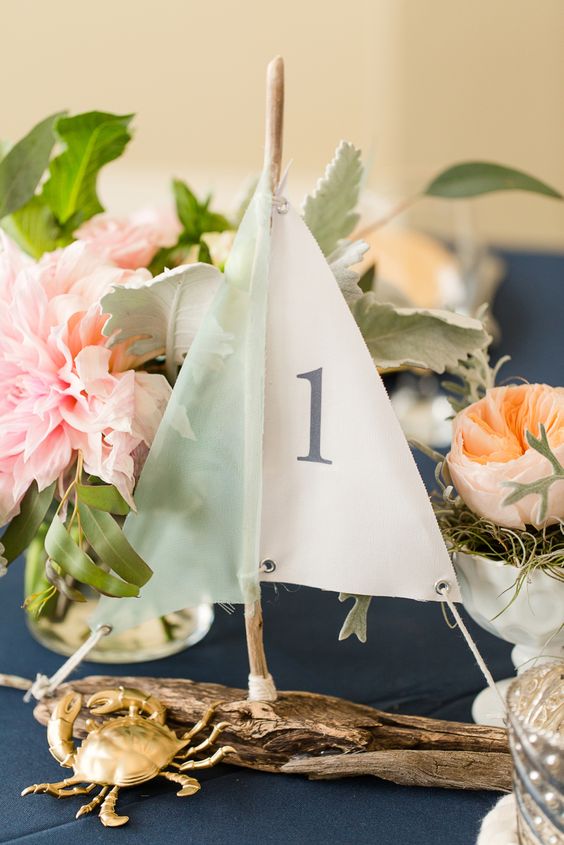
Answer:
428, 351, 564, 603
0, 109, 560, 618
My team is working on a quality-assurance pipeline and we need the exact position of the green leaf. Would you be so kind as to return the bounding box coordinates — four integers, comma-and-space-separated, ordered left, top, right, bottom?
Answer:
174, 179, 201, 241
22, 522, 61, 618
2, 482, 56, 564
198, 238, 213, 264
2, 195, 60, 258
148, 245, 185, 276
77, 503, 152, 587
358, 265, 375, 294
173, 179, 231, 246
44, 558, 87, 602
45, 515, 139, 597
0, 112, 64, 219
302, 141, 364, 255
352, 295, 490, 373
43, 112, 133, 225
425, 162, 562, 200
76, 483, 130, 516
102, 263, 223, 374
338, 593, 372, 642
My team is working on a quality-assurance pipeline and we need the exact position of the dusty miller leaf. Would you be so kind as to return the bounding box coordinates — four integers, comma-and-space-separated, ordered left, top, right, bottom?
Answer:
352, 295, 490, 373
302, 141, 364, 255
338, 593, 372, 642
328, 239, 369, 304
502, 425, 564, 522
102, 263, 223, 376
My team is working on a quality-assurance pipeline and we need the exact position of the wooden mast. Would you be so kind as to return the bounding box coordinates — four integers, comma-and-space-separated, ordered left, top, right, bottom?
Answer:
243, 56, 284, 703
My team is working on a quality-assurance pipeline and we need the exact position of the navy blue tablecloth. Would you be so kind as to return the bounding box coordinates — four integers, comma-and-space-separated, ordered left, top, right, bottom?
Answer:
1, 248, 562, 844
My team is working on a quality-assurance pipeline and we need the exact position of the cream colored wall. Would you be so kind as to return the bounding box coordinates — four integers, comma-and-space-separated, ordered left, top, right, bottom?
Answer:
2, 0, 563, 247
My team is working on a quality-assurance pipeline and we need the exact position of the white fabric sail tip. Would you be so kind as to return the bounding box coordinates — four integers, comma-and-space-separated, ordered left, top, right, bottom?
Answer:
259, 203, 460, 603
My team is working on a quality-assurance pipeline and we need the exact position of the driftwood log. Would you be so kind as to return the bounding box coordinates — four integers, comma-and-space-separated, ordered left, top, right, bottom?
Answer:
34, 675, 511, 793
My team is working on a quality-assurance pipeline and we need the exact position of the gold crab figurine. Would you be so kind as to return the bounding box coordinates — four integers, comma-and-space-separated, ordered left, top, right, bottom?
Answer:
22, 687, 235, 827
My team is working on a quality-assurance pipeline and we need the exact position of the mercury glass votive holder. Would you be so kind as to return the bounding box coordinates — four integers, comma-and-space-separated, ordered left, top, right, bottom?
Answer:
507, 662, 564, 845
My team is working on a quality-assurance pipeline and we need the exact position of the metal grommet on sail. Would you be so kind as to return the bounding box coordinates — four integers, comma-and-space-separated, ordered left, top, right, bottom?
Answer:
260, 559, 277, 574
273, 196, 289, 215
434, 579, 451, 596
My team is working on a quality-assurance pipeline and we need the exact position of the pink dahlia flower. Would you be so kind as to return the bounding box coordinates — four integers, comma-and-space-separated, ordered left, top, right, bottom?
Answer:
75, 207, 181, 270
0, 234, 171, 523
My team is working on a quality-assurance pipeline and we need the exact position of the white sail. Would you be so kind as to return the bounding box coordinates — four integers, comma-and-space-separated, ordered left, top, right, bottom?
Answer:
259, 203, 460, 602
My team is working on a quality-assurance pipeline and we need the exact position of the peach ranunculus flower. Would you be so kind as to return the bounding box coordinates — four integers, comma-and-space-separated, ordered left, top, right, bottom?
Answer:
74, 207, 181, 270
447, 384, 564, 529
0, 234, 171, 524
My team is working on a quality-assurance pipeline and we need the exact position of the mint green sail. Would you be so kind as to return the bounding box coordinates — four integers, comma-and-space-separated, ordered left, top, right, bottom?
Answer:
91, 175, 272, 634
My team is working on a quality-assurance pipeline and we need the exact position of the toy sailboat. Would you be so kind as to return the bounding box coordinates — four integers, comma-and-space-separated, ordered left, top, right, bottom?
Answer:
92, 58, 461, 700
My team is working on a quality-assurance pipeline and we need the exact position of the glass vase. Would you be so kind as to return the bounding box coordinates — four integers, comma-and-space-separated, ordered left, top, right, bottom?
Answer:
24, 528, 213, 663
507, 662, 564, 845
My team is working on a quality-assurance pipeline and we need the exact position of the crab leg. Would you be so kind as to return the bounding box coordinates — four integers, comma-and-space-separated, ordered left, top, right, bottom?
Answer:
174, 722, 231, 760
180, 702, 220, 742
100, 786, 129, 828
160, 771, 201, 796
22, 778, 90, 798
179, 745, 235, 771
76, 786, 109, 819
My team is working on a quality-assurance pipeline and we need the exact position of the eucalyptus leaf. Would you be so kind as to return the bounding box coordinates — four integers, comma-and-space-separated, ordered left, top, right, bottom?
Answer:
302, 141, 364, 255
45, 515, 139, 597
102, 263, 223, 372
425, 162, 562, 200
76, 483, 130, 516
352, 295, 490, 373
77, 503, 152, 587
45, 558, 87, 602
43, 112, 133, 225
1, 482, 56, 564
328, 239, 369, 304
0, 112, 64, 219
338, 593, 372, 642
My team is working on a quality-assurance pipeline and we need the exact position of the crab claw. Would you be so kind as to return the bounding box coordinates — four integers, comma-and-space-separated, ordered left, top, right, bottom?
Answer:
101, 812, 129, 828
87, 687, 166, 724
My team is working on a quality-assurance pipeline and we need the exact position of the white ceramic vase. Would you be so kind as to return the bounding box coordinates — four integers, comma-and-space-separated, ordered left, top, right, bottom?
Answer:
453, 551, 564, 727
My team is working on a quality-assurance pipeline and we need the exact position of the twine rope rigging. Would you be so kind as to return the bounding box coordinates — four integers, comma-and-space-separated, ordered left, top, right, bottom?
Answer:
0, 624, 112, 702
24, 624, 112, 701
435, 579, 506, 711
1, 582, 503, 710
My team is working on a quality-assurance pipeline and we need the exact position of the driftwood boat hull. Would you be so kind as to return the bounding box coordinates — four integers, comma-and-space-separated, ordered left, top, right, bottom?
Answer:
34, 676, 512, 793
